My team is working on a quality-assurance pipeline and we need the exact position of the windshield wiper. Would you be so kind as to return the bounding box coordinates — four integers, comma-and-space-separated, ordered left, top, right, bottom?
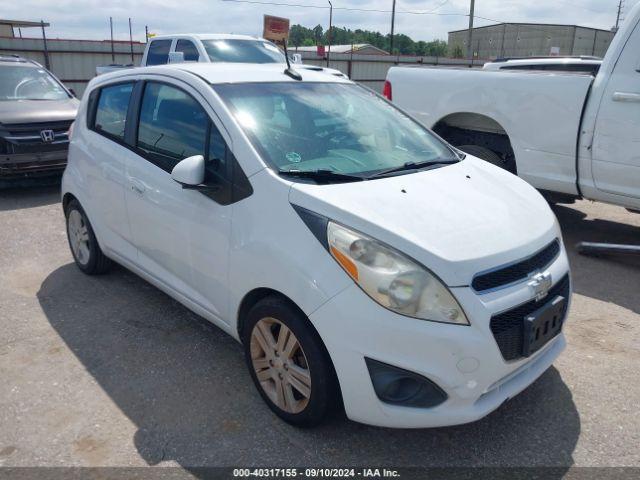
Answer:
279, 169, 365, 183
367, 159, 459, 179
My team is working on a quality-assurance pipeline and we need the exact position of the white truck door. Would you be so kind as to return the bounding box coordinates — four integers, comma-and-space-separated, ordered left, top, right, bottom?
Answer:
592, 20, 640, 199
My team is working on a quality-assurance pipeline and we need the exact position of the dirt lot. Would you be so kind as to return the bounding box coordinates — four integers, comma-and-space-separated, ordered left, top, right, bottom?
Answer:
1, 183, 639, 473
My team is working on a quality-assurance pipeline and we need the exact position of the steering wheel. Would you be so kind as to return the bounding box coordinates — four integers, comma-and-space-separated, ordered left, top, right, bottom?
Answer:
14, 78, 41, 98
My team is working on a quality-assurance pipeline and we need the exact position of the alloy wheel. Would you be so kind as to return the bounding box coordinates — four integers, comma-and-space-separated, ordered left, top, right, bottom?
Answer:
250, 317, 312, 414
67, 209, 90, 265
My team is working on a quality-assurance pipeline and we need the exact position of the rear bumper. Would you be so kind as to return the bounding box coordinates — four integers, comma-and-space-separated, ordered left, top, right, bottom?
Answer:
0, 150, 68, 179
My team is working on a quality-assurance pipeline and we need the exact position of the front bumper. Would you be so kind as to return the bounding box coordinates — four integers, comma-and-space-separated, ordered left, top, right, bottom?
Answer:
0, 150, 68, 179
310, 245, 571, 428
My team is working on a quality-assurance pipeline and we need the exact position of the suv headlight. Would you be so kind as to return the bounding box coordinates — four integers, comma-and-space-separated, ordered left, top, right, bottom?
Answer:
327, 221, 468, 325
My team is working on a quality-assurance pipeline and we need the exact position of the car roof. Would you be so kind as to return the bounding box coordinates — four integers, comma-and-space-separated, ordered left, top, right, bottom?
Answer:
149, 33, 266, 42
96, 62, 352, 86
0, 55, 39, 66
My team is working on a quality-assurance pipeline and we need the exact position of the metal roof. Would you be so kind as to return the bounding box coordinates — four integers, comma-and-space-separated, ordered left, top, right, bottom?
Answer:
449, 22, 613, 34
0, 19, 49, 28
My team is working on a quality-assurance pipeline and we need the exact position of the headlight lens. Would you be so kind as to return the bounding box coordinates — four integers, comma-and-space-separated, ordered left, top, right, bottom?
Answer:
327, 222, 469, 325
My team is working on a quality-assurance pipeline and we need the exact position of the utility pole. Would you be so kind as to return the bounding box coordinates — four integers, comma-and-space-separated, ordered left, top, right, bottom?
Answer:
128, 18, 134, 63
327, 0, 332, 67
390, 0, 396, 54
109, 17, 115, 63
40, 20, 50, 70
466, 0, 475, 62
614, 0, 624, 32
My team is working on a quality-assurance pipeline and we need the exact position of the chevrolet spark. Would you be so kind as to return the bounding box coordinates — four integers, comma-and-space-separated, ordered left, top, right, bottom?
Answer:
62, 62, 571, 428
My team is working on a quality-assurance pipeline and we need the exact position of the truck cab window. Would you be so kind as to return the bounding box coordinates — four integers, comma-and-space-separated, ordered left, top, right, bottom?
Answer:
146, 40, 172, 65
176, 40, 200, 62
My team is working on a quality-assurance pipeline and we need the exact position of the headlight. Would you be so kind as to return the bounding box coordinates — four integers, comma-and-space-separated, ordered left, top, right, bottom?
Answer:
327, 222, 468, 325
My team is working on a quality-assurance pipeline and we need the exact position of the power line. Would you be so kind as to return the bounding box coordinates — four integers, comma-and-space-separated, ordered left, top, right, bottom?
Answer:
221, 0, 465, 16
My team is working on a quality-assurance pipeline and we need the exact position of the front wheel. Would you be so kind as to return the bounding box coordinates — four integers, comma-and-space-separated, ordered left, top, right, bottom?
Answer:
243, 296, 338, 427
65, 199, 112, 275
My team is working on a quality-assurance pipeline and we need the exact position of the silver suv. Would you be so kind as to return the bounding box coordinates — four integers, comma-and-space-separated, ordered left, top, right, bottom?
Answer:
0, 55, 79, 183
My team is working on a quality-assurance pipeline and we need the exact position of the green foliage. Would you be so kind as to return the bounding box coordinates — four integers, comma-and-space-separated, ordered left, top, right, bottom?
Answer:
450, 44, 465, 58
287, 24, 448, 57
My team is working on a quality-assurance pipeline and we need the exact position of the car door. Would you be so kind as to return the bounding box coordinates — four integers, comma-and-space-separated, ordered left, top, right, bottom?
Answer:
591, 18, 640, 200
124, 79, 235, 322
84, 81, 137, 261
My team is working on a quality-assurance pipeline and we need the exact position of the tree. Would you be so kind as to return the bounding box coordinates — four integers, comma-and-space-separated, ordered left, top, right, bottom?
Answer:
287, 23, 450, 56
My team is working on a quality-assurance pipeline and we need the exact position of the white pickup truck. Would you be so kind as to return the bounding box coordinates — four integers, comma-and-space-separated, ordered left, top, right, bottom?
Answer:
385, 2, 640, 211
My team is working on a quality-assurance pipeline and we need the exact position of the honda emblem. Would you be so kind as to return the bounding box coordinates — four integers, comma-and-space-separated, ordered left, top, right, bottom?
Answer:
40, 129, 55, 143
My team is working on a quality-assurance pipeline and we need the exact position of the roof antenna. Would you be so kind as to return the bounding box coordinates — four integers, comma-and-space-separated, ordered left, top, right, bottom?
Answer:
283, 40, 302, 81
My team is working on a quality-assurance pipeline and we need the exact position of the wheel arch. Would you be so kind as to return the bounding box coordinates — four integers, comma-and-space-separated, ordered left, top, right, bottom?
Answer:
432, 112, 517, 174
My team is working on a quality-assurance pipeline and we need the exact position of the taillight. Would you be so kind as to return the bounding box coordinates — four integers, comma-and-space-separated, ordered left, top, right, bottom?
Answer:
383, 80, 392, 101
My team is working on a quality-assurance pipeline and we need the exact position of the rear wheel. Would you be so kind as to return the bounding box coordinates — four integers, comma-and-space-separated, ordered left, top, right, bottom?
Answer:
65, 199, 112, 275
243, 296, 338, 427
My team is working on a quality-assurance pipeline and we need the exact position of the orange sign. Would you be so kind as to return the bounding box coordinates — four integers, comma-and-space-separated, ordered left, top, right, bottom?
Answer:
263, 15, 290, 43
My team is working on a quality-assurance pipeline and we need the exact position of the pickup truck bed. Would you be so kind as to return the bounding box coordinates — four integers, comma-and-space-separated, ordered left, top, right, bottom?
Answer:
387, 67, 594, 196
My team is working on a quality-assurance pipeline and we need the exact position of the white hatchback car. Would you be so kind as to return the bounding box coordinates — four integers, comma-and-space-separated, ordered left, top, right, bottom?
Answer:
62, 62, 571, 428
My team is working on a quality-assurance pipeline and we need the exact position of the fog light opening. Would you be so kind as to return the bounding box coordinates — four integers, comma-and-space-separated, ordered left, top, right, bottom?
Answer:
365, 358, 448, 408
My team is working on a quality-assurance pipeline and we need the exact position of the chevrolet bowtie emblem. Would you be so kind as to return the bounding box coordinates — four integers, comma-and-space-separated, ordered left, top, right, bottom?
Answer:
529, 272, 553, 301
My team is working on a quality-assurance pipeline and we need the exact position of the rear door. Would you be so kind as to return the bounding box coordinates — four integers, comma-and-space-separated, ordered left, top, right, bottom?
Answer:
84, 81, 137, 261
592, 18, 640, 199
123, 79, 237, 322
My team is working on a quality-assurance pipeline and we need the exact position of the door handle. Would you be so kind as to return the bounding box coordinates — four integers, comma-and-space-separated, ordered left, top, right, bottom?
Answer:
130, 178, 146, 195
612, 91, 640, 103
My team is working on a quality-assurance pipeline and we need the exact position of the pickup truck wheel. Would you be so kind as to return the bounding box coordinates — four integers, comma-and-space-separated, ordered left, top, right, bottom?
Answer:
457, 145, 505, 168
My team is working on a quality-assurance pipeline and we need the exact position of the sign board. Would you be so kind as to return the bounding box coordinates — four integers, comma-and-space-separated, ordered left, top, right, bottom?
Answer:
550, 46, 560, 56
263, 15, 290, 43
317, 44, 325, 57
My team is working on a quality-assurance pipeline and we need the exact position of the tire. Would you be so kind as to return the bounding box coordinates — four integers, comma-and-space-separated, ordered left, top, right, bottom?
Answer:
242, 296, 338, 427
457, 144, 505, 168
64, 199, 112, 275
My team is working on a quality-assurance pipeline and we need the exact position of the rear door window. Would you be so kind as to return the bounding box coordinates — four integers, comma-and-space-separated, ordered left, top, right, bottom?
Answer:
92, 83, 134, 142
146, 40, 172, 65
176, 40, 200, 61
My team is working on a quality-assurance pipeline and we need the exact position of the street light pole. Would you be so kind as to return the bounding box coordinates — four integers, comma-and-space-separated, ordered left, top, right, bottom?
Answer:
327, 0, 332, 67
390, 0, 396, 55
466, 0, 475, 62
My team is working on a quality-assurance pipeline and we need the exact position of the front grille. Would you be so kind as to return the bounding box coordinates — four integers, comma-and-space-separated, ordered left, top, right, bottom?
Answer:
472, 239, 560, 292
1, 120, 72, 136
0, 120, 71, 155
490, 274, 570, 361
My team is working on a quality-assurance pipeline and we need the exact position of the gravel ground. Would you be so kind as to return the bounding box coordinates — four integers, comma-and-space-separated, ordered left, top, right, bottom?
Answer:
0, 183, 639, 473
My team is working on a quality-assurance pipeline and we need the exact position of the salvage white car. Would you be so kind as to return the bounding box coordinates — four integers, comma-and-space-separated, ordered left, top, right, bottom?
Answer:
62, 61, 571, 428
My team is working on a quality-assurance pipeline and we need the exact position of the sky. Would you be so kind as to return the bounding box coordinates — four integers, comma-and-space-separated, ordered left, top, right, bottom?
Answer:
4, 0, 639, 43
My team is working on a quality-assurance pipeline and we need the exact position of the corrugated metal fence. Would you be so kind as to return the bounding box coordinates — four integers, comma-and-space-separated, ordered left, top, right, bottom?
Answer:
1, 37, 482, 97
299, 51, 481, 93
0, 37, 144, 96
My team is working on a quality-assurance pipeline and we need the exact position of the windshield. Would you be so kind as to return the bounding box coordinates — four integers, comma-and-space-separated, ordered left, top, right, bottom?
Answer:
214, 82, 457, 177
0, 65, 69, 101
202, 39, 286, 64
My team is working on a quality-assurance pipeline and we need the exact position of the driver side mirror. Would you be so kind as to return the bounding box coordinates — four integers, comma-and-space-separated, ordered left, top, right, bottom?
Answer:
171, 155, 218, 191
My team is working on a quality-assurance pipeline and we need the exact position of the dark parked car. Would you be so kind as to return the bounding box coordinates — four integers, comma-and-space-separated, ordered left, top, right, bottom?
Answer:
0, 55, 79, 183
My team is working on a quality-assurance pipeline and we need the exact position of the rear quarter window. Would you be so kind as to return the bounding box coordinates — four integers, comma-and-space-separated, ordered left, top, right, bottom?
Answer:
146, 40, 172, 65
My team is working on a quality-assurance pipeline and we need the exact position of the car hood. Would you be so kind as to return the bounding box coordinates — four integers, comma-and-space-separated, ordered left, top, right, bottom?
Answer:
288, 156, 560, 287
0, 98, 79, 124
